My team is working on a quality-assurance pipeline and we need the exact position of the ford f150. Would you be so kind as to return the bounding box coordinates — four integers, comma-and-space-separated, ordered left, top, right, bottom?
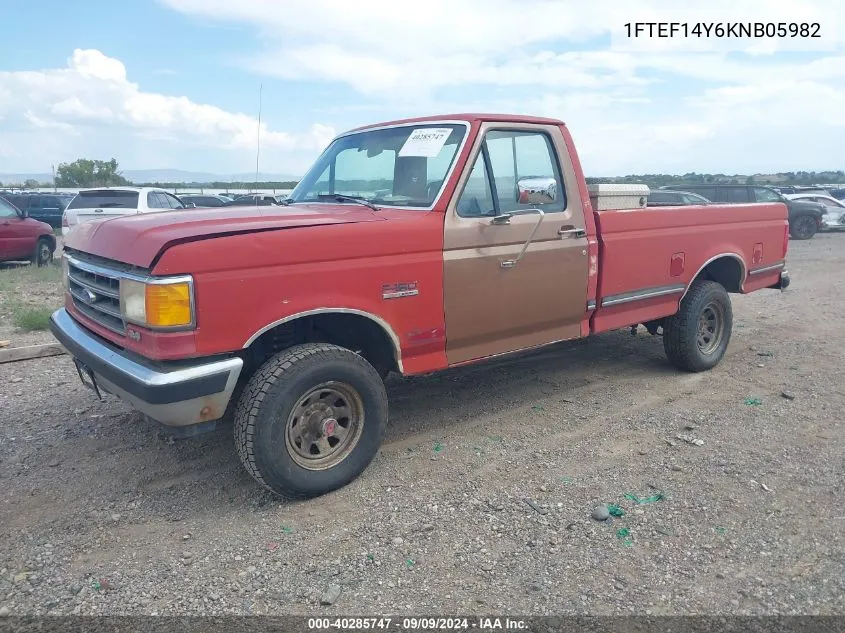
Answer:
49, 113, 791, 499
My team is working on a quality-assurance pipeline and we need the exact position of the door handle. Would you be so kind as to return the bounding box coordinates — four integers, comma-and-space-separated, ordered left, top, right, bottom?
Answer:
558, 225, 586, 238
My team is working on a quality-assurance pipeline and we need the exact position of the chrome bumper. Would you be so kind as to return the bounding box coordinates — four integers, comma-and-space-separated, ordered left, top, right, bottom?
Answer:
49, 308, 243, 426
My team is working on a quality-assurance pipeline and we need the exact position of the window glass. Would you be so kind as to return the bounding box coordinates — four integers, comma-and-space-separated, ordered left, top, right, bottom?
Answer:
456, 153, 494, 217
68, 190, 139, 209
290, 123, 466, 208
724, 188, 749, 203
483, 130, 566, 214
648, 191, 677, 204
163, 193, 184, 209
0, 197, 19, 218
753, 187, 781, 202
147, 192, 164, 209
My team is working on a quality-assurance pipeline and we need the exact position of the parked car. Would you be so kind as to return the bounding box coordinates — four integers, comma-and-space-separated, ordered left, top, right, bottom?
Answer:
828, 187, 845, 201
62, 187, 186, 236
0, 195, 56, 266
0, 192, 70, 228
222, 194, 280, 206
177, 194, 230, 208
786, 193, 845, 230
663, 184, 825, 240
50, 113, 791, 500
647, 190, 712, 206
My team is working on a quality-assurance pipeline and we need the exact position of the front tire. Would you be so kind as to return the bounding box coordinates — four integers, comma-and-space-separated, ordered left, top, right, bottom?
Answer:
790, 215, 818, 240
663, 280, 733, 372
32, 237, 54, 267
233, 343, 388, 499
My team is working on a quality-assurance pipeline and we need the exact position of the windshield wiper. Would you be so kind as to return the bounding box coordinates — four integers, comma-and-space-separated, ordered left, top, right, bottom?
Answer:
317, 193, 379, 212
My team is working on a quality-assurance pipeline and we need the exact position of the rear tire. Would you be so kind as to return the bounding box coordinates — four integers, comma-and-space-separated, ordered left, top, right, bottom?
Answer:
789, 215, 817, 240
663, 280, 732, 372
233, 343, 388, 499
31, 237, 54, 267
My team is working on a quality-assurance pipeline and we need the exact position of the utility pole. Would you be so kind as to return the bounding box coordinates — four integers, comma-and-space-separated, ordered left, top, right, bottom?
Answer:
254, 83, 263, 194
52, 164, 56, 192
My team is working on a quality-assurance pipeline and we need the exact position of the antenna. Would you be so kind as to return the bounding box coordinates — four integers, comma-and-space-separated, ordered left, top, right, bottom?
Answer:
254, 83, 263, 194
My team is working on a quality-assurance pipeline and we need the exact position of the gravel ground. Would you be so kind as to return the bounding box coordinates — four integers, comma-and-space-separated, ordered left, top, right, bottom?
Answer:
0, 234, 843, 616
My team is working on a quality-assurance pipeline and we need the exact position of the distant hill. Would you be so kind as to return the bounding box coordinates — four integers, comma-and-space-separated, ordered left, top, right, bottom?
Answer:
0, 168, 302, 185
122, 169, 302, 184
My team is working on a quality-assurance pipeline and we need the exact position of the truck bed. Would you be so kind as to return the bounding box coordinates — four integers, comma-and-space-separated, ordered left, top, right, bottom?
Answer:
589, 202, 788, 334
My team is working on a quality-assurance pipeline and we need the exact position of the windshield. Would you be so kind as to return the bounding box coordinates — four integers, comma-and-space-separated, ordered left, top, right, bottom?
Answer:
289, 123, 467, 208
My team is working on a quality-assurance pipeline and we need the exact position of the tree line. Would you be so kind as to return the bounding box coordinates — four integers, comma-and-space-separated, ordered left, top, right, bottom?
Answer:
3, 159, 844, 189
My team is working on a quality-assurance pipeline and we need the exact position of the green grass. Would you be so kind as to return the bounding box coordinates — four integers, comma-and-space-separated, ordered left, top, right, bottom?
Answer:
0, 262, 63, 291
0, 262, 64, 331
11, 304, 54, 331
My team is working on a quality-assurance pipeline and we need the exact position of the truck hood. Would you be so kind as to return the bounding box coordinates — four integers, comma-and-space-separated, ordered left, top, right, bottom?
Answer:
63, 203, 385, 268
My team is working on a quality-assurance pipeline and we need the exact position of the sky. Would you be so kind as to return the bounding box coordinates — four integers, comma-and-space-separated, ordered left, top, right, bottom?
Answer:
0, 0, 843, 178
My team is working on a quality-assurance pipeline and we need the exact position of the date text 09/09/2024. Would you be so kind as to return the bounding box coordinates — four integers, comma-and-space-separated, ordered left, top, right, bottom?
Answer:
623, 22, 821, 38
307, 617, 528, 630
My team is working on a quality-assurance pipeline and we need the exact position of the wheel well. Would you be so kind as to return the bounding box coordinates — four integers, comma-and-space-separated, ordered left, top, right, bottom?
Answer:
39, 234, 56, 250
697, 256, 744, 293
244, 313, 400, 378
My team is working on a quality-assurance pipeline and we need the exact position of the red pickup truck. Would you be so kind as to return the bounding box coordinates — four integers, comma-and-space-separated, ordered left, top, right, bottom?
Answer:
50, 113, 790, 499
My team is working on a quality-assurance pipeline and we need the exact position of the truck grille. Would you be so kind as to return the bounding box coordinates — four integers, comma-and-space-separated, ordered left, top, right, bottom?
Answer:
66, 257, 126, 336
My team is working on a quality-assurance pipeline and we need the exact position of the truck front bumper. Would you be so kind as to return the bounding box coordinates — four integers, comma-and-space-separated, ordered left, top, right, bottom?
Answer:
772, 270, 791, 290
49, 308, 243, 427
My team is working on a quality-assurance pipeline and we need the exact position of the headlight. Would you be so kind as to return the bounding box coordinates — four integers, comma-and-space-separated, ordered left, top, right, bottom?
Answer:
119, 277, 194, 328
61, 255, 70, 291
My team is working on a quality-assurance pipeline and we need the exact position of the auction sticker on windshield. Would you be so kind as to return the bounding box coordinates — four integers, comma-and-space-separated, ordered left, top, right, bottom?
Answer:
398, 128, 452, 157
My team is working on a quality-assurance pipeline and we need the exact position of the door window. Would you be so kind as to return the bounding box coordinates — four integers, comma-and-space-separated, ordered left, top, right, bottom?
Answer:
456, 154, 494, 217
724, 188, 749, 203
163, 192, 185, 209
0, 197, 19, 218
147, 192, 165, 209
457, 129, 566, 217
752, 187, 782, 202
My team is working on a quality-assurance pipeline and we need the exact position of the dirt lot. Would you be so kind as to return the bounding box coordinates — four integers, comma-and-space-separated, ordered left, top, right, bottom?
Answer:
0, 235, 843, 616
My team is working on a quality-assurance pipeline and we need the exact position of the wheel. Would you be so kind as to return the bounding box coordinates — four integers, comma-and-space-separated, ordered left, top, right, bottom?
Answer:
789, 215, 817, 240
32, 237, 54, 267
663, 280, 733, 372
233, 343, 388, 499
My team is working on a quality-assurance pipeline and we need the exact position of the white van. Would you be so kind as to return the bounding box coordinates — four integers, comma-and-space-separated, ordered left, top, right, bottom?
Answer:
61, 187, 187, 236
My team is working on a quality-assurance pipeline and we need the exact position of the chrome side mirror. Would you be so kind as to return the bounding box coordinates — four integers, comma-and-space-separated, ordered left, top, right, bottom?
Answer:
185, 202, 197, 208
517, 177, 557, 205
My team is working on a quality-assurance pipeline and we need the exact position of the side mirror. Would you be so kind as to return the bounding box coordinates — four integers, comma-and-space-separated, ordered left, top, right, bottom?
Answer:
185, 202, 196, 208
517, 177, 557, 205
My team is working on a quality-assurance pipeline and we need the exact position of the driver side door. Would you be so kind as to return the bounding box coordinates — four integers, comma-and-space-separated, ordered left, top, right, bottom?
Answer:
443, 123, 589, 365
0, 199, 30, 260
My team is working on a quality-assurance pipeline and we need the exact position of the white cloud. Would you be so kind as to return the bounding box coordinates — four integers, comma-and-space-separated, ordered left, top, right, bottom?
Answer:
0, 49, 334, 173
3, 0, 845, 176
154, 0, 845, 173
162, 0, 845, 94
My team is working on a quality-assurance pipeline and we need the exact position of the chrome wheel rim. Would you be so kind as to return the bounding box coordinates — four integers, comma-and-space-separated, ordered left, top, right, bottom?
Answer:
285, 381, 364, 470
697, 301, 724, 355
39, 244, 51, 264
